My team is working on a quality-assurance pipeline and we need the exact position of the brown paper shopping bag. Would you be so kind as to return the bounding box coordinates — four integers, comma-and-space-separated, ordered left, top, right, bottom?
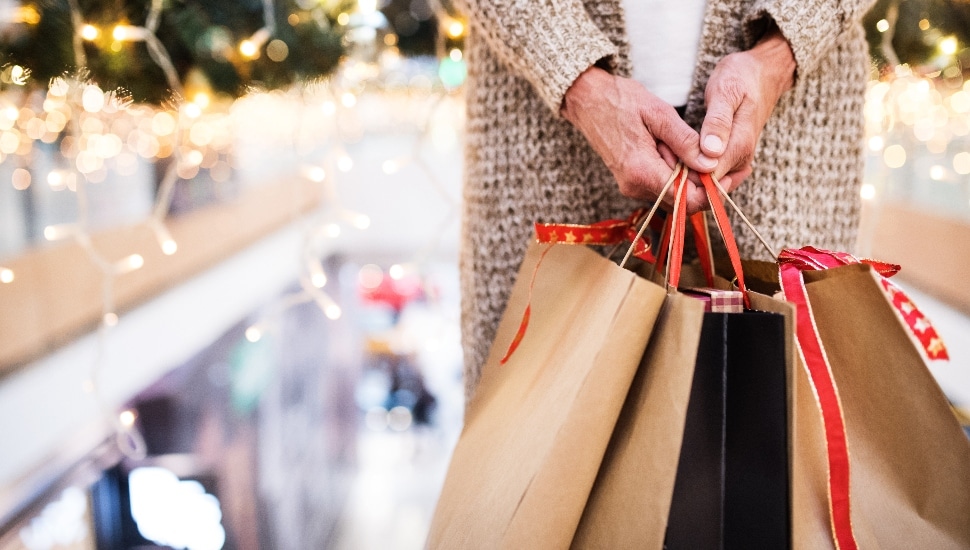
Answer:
429, 165, 713, 549
569, 291, 705, 548
780, 256, 970, 549
574, 172, 792, 549
680, 172, 970, 549
427, 238, 671, 549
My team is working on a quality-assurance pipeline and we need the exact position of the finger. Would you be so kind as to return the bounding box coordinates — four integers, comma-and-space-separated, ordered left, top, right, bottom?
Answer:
657, 142, 678, 170
700, 76, 745, 159
658, 147, 703, 190
645, 160, 692, 211
684, 182, 710, 215
642, 103, 717, 174
653, 169, 707, 215
614, 150, 689, 204
643, 176, 678, 212
683, 168, 701, 185
710, 101, 759, 181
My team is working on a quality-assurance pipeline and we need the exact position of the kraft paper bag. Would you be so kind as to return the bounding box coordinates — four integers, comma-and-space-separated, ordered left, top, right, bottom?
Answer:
427, 239, 668, 549
573, 171, 792, 548
791, 263, 970, 549
573, 291, 791, 549
571, 292, 705, 548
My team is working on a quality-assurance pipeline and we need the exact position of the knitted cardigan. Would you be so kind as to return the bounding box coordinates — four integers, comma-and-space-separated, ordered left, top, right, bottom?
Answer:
459, 0, 876, 398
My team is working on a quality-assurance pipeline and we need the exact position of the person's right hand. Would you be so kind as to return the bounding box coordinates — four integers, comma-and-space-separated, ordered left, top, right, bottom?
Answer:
560, 66, 717, 213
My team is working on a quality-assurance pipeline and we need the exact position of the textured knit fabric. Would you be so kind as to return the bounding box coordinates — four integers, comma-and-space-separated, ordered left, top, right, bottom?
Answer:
459, 0, 876, 399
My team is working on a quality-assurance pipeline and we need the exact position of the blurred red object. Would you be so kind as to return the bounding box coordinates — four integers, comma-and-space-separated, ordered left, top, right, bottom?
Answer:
358, 271, 424, 312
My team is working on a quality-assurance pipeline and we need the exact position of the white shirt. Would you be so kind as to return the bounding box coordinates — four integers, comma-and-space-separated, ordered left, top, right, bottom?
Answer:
621, 0, 708, 106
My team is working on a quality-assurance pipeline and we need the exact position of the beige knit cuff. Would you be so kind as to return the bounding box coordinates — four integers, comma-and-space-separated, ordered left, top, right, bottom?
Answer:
525, 18, 620, 114
742, 4, 840, 81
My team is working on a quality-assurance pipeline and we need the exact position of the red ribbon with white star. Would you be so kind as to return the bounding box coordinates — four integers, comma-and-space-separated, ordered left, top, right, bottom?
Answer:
779, 246, 948, 361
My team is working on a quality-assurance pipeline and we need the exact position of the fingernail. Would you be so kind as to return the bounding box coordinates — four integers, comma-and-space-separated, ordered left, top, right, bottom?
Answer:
697, 154, 717, 171
703, 135, 724, 154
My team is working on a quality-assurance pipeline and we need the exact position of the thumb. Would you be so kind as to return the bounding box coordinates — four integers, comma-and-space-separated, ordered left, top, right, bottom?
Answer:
700, 89, 739, 159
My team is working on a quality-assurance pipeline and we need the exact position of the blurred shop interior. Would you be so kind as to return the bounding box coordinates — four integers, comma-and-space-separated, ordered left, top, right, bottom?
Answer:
0, 0, 968, 548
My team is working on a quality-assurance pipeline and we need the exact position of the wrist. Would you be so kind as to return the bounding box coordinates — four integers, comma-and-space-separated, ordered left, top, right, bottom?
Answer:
561, 65, 610, 122
751, 24, 796, 96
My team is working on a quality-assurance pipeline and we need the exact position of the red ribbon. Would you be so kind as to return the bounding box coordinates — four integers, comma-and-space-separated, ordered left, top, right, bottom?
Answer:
690, 211, 716, 287
699, 173, 751, 309
779, 260, 858, 550
778, 246, 949, 550
499, 244, 552, 365
533, 209, 657, 263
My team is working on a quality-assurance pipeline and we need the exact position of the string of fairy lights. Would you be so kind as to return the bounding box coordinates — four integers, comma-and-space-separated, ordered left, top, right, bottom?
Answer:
0, 0, 468, 459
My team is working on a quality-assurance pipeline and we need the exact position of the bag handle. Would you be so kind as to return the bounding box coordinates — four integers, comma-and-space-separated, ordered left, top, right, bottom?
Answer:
619, 162, 685, 268
624, 166, 780, 309
664, 165, 691, 289
502, 166, 775, 365
635, 166, 771, 309
700, 173, 777, 259
620, 166, 716, 292
695, 173, 751, 307
620, 164, 740, 298
690, 211, 716, 287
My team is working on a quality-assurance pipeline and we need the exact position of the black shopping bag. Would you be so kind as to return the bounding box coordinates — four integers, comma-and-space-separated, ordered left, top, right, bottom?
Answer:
664, 309, 789, 549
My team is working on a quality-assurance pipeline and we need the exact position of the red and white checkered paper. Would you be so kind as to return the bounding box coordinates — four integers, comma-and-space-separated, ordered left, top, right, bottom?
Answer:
683, 287, 744, 313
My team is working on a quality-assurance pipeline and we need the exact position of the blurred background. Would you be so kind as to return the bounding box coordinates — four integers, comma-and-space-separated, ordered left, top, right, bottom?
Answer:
0, 0, 967, 548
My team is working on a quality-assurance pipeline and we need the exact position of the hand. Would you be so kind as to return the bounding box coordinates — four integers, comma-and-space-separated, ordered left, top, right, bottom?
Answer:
699, 24, 796, 192
561, 66, 718, 213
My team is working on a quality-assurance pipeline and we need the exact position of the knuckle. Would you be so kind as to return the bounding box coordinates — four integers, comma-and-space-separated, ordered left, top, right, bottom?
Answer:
667, 130, 694, 155
737, 140, 756, 161
705, 110, 734, 132
614, 162, 652, 199
616, 175, 640, 198
715, 75, 748, 103
613, 163, 639, 197
643, 103, 669, 133
727, 129, 759, 165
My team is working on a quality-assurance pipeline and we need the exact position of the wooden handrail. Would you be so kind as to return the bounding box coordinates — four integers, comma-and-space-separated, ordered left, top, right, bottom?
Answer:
0, 177, 324, 375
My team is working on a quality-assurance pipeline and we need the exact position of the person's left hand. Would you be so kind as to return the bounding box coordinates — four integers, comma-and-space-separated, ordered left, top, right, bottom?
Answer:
698, 23, 796, 192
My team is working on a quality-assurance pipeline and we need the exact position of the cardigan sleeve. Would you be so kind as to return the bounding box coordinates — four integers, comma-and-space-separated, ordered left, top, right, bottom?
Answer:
741, 0, 877, 78
458, 0, 619, 113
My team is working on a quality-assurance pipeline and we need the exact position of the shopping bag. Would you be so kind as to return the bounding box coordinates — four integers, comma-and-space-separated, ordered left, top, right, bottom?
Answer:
426, 235, 670, 549
429, 165, 712, 549
696, 173, 970, 549
663, 308, 790, 549
573, 303, 790, 549
779, 250, 970, 549
573, 170, 790, 549
569, 291, 706, 548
